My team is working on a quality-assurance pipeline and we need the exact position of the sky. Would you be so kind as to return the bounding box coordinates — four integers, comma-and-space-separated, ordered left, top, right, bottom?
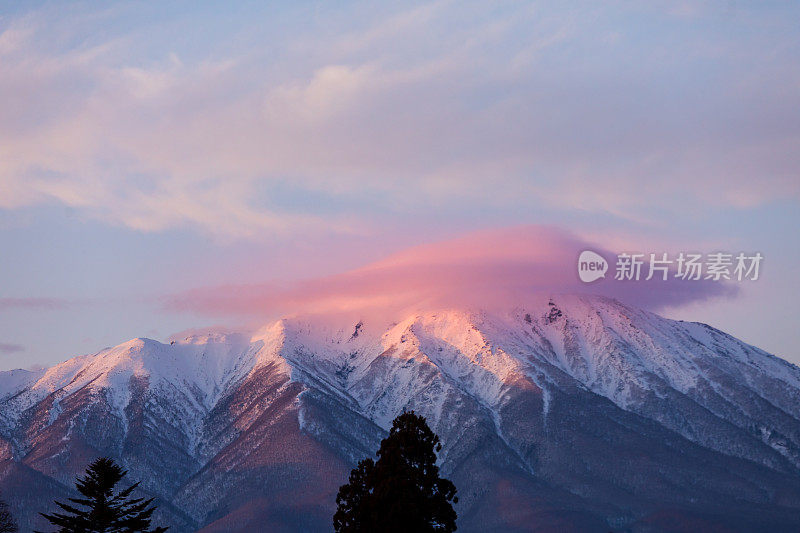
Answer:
0, 1, 798, 370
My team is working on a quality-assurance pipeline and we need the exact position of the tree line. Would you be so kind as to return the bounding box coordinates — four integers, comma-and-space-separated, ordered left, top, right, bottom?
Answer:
0, 411, 457, 532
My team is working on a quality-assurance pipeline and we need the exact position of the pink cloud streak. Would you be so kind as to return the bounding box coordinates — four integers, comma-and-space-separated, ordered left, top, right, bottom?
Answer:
0, 297, 68, 310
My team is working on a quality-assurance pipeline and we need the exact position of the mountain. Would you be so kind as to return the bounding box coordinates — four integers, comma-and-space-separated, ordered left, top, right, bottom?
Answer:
2, 295, 800, 531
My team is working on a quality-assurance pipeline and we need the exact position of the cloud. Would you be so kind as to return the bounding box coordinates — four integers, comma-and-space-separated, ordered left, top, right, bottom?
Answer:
165, 325, 248, 344
0, 297, 67, 310
164, 225, 735, 319
0, 2, 798, 238
0, 343, 25, 354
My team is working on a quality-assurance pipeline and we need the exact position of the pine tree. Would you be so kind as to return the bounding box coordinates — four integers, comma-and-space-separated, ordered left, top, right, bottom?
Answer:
334, 411, 458, 532
39, 457, 168, 533
0, 493, 18, 533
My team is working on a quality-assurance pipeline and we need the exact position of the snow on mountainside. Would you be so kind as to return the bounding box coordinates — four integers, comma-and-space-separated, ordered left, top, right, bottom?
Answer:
0, 368, 45, 401
2, 294, 800, 531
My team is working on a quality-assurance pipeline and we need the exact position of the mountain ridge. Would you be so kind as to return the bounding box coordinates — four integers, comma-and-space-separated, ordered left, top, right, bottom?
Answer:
2, 294, 800, 531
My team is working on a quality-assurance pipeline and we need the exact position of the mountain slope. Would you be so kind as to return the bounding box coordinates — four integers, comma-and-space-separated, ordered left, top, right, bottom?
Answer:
1, 295, 799, 531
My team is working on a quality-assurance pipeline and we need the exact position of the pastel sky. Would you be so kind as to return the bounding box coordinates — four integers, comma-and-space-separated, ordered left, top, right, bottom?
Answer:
0, 1, 798, 370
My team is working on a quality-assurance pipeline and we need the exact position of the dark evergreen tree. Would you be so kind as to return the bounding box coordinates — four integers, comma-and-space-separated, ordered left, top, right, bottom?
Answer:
0, 493, 17, 533
39, 457, 168, 533
334, 411, 458, 532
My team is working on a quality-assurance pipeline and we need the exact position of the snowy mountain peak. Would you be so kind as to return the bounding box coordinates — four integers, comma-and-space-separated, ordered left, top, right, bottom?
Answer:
4, 294, 797, 423
3, 293, 800, 531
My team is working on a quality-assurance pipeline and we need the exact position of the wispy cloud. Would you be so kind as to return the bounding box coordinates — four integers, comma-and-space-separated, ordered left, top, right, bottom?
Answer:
0, 2, 797, 238
0, 297, 68, 310
0, 342, 24, 354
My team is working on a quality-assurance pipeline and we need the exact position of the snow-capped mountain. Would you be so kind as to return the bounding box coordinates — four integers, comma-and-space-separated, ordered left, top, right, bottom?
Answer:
2, 295, 800, 531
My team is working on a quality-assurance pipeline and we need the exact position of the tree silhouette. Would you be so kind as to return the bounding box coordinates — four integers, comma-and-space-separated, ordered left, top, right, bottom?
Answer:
334, 411, 458, 532
39, 457, 168, 533
0, 493, 17, 533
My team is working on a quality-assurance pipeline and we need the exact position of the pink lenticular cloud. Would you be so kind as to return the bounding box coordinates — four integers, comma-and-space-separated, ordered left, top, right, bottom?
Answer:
164, 226, 736, 319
